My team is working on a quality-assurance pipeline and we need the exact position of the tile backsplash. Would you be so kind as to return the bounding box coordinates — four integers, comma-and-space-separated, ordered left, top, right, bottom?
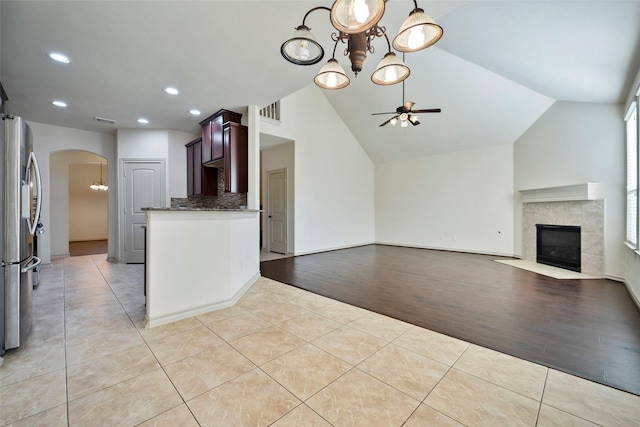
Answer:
173, 166, 247, 209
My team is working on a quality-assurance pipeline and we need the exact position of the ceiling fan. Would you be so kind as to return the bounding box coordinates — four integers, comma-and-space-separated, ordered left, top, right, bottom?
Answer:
371, 79, 441, 127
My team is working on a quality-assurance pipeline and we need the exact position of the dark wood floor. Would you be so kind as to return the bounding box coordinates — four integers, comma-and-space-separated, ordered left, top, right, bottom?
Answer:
260, 244, 640, 396
69, 240, 108, 256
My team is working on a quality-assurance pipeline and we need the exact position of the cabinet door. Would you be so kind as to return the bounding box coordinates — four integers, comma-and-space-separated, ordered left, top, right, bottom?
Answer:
186, 144, 194, 196
201, 121, 213, 164
212, 115, 224, 161
223, 123, 248, 193
193, 140, 203, 195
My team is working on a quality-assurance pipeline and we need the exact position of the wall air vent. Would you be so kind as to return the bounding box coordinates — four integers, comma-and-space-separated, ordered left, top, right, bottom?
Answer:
94, 116, 117, 125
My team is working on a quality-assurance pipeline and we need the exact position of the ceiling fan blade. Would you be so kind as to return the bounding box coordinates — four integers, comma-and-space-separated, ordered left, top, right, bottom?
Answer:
411, 108, 442, 113
404, 101, 415, 111
379, 115, 399, 127
371, 112, 398, 116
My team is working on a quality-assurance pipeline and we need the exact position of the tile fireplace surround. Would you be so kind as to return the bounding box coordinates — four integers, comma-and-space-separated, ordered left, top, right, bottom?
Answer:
521, 185, 605, 277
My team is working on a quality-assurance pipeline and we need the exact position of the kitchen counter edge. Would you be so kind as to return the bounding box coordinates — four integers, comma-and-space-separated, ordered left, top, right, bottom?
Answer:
142, 207, 261, 212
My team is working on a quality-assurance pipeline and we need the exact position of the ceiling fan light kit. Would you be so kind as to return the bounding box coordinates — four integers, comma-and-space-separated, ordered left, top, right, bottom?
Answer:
371, 78, 441, 127
280, 0, 442, 90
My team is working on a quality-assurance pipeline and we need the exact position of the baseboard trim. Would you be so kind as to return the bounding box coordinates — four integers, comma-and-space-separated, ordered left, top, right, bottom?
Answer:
293, 242, 376, 257
375, 241, 517, 259
621, 278, 640, 310
145, 272, 260, 328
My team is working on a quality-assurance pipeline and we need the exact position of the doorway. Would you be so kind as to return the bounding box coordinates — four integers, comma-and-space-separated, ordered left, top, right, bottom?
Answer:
267, 169, 287, 254
68, 161, 109, 256
260, 138, 294, 257
50, 150, 109, 259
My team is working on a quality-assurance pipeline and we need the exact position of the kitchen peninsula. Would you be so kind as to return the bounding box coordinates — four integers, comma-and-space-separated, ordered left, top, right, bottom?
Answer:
143, 207, 260, 328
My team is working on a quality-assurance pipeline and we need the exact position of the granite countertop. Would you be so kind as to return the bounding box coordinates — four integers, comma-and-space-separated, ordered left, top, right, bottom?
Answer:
142, 207, 260, 212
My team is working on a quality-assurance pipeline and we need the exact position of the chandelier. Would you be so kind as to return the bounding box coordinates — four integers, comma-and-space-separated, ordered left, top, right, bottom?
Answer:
280, 0, 443, 90
90, 163, 108, 191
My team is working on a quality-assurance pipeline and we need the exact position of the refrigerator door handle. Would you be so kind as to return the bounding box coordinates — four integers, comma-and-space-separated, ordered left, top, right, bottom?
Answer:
26, 151, 43, 236
21, 256, 41, 273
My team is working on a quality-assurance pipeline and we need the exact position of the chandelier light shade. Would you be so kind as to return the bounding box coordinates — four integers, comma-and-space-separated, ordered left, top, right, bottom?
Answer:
90, 162, 108, 191
280, 25, 325, 65
281, 0, 442, 90
330, 0, 385, 34
314, 59, 350, 89
371, 51, 410, 85
392, 8, 443, 52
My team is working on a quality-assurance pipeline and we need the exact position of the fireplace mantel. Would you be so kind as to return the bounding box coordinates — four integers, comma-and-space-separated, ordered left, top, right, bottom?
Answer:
519, 183, 603, 203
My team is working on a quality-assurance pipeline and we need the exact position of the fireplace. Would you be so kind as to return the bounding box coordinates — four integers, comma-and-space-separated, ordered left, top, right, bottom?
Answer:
536, 224, 581, 272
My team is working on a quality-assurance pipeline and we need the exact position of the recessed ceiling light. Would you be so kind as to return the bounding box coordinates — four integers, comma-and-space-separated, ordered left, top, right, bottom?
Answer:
189, 109, 201, 116
163, 87, 179, 95
52, 100, 68, 108
48, 52, 71, 64
137, 118, 149, 124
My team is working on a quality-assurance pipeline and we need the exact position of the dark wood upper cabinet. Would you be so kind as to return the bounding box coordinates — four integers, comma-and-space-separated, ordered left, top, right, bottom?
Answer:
199, 109, 242, 165
201, 120, 213, 164
186, 143, 194, 196
185, 137, 217, 197
223, 122, 248, 193
212, 114, 224, 161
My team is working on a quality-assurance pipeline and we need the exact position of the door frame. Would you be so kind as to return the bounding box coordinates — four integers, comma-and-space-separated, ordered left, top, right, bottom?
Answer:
118, 158, 166, 263
266, 168, 288, 254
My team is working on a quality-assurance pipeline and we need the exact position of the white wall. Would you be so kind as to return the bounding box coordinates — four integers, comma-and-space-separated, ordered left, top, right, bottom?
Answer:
261, 141, 295, 253
117, 129, 170, 205
260, 85, 375, 255
623, 67, 640, 305
116, 128, 196, 201
514, 101, 625, 279
375, 144, 515, 256
68, 162, 108, 241
168, 130, 195, 198
31, 122, 116, 263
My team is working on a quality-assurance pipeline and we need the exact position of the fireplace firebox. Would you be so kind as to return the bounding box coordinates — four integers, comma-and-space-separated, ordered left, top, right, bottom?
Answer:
536, 224, 581, 272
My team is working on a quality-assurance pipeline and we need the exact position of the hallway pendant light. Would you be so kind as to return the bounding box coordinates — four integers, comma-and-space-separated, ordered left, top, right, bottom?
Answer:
280, 0, 442, 90
90, 163, 108, 191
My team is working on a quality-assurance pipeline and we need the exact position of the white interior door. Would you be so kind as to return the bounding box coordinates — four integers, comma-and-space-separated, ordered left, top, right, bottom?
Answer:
268, 169, 287, 254
123, 160, 164, 263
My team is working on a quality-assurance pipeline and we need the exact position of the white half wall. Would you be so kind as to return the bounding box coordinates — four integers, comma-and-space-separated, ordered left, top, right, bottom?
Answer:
375, 143, 515, 256
514, 101, 625, 279
31, 122, 116, 264
260, 85, 375, 254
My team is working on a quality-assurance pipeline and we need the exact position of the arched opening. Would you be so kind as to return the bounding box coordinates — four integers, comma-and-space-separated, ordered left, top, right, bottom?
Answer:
68, 159, 108, 256
49, 150, 109, 258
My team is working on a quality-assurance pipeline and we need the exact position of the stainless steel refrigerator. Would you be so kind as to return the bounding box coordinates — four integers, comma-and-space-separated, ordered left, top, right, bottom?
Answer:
1, 115, 42, 353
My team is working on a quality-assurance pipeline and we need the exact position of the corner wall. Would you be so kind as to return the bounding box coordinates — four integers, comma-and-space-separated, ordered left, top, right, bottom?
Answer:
375, 143, 515, 256
514, 101, 625, 279
260, 85, 375, 255
31, 122, 116, 264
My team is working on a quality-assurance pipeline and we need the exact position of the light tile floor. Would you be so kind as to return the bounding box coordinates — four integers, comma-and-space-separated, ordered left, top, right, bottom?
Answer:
1, 255, 639, 426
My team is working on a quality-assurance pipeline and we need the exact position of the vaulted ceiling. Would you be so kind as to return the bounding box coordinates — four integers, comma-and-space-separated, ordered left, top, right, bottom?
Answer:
2, 1, 640, 163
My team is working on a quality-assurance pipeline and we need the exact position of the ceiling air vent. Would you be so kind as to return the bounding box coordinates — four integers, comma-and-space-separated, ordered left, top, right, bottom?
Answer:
94, 116, 117, 125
